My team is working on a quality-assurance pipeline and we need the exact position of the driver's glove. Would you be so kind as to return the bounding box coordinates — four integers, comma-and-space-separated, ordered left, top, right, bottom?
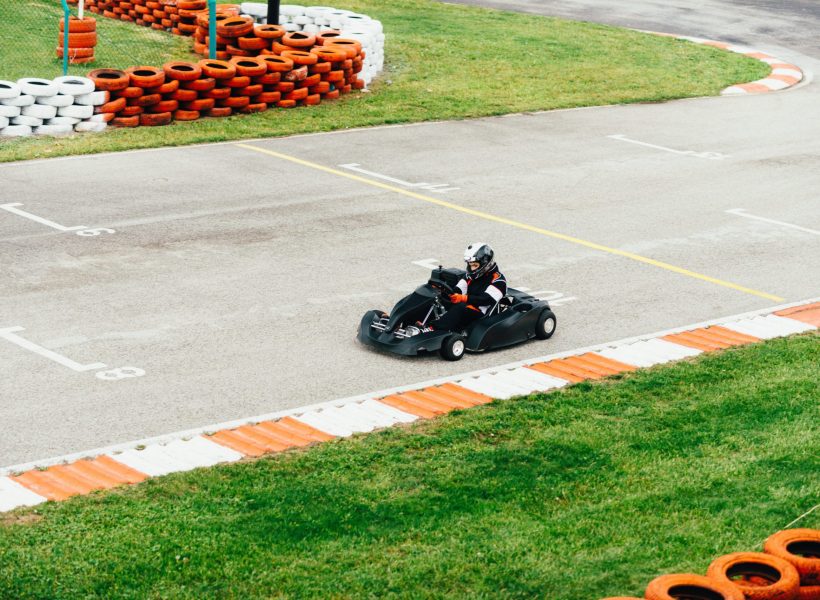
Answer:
449, 293, 468, 303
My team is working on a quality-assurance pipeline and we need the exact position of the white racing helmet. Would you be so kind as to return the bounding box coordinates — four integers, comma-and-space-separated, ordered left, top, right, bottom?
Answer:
464, 242, 495, 278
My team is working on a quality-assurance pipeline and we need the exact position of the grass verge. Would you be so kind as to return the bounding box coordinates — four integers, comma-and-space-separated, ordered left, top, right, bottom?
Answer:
0, 333, 817, 599
0, 0, 769, 163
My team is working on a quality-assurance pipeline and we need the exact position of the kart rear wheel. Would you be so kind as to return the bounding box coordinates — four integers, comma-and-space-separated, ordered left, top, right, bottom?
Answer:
440, 334, 466, 361
535, 309, 557, 340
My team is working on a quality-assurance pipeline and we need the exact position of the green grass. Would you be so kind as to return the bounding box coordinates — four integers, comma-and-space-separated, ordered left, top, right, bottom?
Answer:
0, 0, 769, 162
1, 333, 817, 599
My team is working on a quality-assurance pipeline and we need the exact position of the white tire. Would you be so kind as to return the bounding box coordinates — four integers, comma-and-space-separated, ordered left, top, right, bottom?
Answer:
74, 121, 107, 132
292, 15, 312, 25
34, 124, 74, 136
48, 116, 81, 125
58, 104, 93, 119
86, 113, 110, 123
0, 125, 33, 137
313, 16, 329, 26
12, 115, 43, 127
0, 80, 21, 100
328, 19, 343, 29
280, 4, 306, 17
22, 104, 58, 119
74, 90, 109, 106
17, 78, 60, 97
53, 76, 95, 96
38, 94, 75, 107
1, 94, 34, 107
240, 2, 267, 16
278, 15, 291, 23
282, 22, 301, 31
305, 6, 334, 18
0, 116, 8, 129
0, 105, 21, 117
301, 22, 319, 32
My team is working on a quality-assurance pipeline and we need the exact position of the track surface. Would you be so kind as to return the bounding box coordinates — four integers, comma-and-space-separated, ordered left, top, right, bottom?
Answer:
1, 1, 818, 466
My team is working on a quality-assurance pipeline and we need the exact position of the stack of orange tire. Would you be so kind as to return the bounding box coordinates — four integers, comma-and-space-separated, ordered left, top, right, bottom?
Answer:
58, 16, 97, 65
174, 0, 207, 37
87, 68, 128, 125
133, 0, 177, 31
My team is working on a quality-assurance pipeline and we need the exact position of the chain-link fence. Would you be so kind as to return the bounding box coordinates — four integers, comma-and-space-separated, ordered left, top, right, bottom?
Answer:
1, 2, 382, 83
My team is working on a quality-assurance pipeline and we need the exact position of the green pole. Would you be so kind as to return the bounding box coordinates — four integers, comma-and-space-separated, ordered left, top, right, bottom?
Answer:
60, 0, 70, 75
208, 0, 216, 59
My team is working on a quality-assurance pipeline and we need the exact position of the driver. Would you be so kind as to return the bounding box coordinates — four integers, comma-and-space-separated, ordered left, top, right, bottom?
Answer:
416, 242, 507, 334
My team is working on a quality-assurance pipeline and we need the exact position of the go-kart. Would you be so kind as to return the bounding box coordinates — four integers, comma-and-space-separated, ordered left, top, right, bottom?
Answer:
357, 266, 557, 361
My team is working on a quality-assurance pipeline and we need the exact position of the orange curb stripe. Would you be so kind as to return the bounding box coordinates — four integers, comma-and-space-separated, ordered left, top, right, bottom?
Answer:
236, 424, 293, 451
706, 325, 760, 345
95, 455, 149, 484
526, 362, 585, 383
255, 421, 314, 447
738, 83, 773, 93
568, 354, 625, 376
769, 63, 798, 71
775, 302, 820, 327
278, 417, 336, 442
379, 394, 438, 418
746, 52, 774, 59
209, 430, 264, 457
67, 460, 129, 489
549, 358, 606, 380
664, 330, 730, 351
427, 386, 486, 408
582, 352, 638, 372
13, 469, 94, 501
704, 41, 730, 49
394, 391, 453, 414
559, 356, 611, 377
436, 383, 493, 405
769, 74, 800, 85
408, 389, 473, 410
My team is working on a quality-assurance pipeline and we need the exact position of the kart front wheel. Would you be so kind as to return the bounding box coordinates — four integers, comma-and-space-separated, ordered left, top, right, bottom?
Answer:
535, 309, 557, 340
440, 334, 466, 361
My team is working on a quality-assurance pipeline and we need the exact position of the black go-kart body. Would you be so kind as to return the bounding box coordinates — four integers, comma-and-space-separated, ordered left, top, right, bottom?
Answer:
357, 266, 557, 360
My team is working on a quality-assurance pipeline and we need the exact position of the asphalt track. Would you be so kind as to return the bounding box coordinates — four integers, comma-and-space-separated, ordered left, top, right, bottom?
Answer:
1, 1, 818, 467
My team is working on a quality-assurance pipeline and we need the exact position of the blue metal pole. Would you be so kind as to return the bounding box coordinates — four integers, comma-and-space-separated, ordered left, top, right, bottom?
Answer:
208, 0, 216, 59
60, 0, 70, 75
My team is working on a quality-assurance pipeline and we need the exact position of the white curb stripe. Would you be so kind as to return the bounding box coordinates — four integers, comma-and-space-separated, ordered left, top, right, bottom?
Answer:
456, 375, 525, 399
110, 436, 242, 477
509, 367, 569, 390
342, 402, 404, 428
597, 338, 701, 367
0, 476, 47, 512
772, 68, 802, 79
334, 404, 385, 430
363, 399, 419, 424
489, 369, 565, 395
293, 411, 355, 437
722, 314, 815, 339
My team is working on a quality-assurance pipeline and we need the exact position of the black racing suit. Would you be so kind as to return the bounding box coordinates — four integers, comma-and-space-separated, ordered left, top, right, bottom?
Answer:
432, 265, 508, 332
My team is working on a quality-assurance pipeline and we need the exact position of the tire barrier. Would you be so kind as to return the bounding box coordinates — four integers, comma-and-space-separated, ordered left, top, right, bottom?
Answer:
602, 529, 820, 600
58, 16, 98, 65
0, 76, 107, 137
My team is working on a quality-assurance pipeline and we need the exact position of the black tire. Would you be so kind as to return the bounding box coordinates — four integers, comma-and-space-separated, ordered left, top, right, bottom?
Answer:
440, 334, 466, 361
535, 309, 557, 340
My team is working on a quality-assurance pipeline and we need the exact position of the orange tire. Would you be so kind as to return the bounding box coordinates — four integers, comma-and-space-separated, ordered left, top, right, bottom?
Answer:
322, 89, 339, 100
284, 87, 308, 101
253, 72, 280, 85
198, 59, 236, 79
216, 15, 253, 37
131, 93, 162, 106
275, 99, 296, 108
282, 31, 315, 47
150, 99, 179, 112
215, 3, 241, 14
326, 37, 362, 54
58, 32, 98, 47
309, 61, 331, 74
310, 80, 330, 94
170, 88, 198, 101
225, 44, 252, 57
95, 96, 127, 113
310, 46, 345, 63
182, 97, 215, 111
237, 35, 268, 51
707, 552, 800, 600
147, 79, 179, 94
275, 81, 294, 94
352, 77, 365, 90
238, 102, 266, 113
223, 75, 251, 88
177, 0, 206, 9
120, 105, 144, 116
765, 530, 820, 584
55, 46, 95, 58
173, 109, 200, 120
192, 41, 208, 55
283, 65, 308, 82
303, 93, 320, 105
126, 65, 166, 88
256, 91, 280, 104
315, 30, 341, 45
163, 61, 202, 81
281, 50, 317, 66
111, 115, 140, 127
234, 84, 262, 96
67, 55, 96, 65
181, 76, 216, 91
60, 16, 97, 32
253, 23, 285, 39
600, 597, 644, 599
797, 586, 820, 600
323, 69, 344, 82
203, 86, 231, 99
271, 41, 297, 54
299, 73, 321, 87
218, 95, 249, 108
88, 68, 130, 91
205, 106, 232, 117
92, 111, 117, 122
646, 574, 745, 600
113, 86, 144, 98
139, 111, 172, 126
229, 56, 267, 77
259, 55, 293, 72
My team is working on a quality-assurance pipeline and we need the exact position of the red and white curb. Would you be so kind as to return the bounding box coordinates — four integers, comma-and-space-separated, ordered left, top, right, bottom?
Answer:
1, 299, 818, 513
651, 32, 804, 94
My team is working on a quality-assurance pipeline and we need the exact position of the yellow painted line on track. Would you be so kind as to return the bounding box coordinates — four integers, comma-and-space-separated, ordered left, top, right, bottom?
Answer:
236, 143, 785, 302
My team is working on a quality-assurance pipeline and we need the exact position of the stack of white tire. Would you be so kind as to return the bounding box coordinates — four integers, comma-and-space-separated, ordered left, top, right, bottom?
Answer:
0, 76, 110, 138
239, 4, 384, 85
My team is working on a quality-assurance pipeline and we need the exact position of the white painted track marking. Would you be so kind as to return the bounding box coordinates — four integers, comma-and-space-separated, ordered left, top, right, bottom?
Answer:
726, 208, 820, 236
0, 477, 47, 512
340, 163, 459, 192
722, 315, 815, 339
0, 326, 106, 372
607, 134, 728, 160
0, 203, 85, 232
